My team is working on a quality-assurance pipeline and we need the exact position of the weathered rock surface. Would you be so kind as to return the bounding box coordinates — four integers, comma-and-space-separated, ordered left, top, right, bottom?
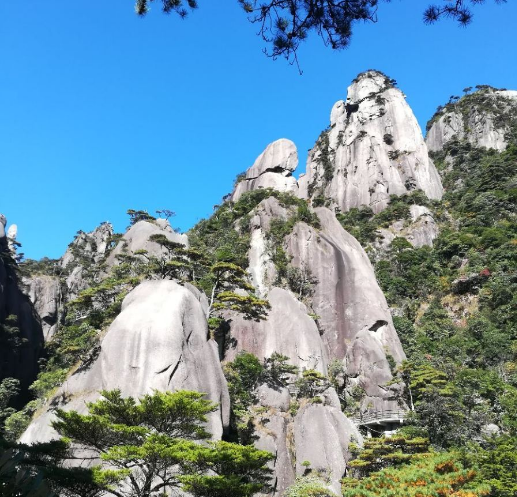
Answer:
21, 280, 230, 444
302, 71, 443, 213
105, 219, 188, 268
0, 215, 43, 402
60, 222, 114, 269
22, 275, 61, 340
375, 204, 438, 251
253, 384, 361, 496
60, 222, 114, 298
286, 207, 405, 409
294, 401, 362, 494
426, 88, 517, 152
223, 287, 328, 374
246, 197, 289, 296
254, 407, 295, 496
231, 139, 299, 202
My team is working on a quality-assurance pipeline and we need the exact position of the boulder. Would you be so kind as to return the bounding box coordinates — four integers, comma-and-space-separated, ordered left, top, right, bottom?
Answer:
231, 139, 299, 202
223, 287, 328, 375
254, 410, 295, 496
21, 280, 230, 444
294, 402, 362, 494
105, 219, 188, 269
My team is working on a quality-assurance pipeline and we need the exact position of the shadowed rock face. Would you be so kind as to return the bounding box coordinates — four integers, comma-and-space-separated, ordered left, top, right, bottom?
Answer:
231, 139, 299, 202
302, 71, 443, 213
0, 215, 43, 403
426, 89, 517, 152
21, 280, 230, 444
22, 275, 61, 340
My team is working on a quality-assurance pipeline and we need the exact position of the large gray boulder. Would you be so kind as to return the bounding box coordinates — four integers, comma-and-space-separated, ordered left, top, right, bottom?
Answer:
223, 287, 328, 374
302, 71, 443, 213
286, 207, 405, 409
426, 89, 517, 152
21, 280, 230, 444
294, 402, 362, 494
231, 139, 299, 202
105, 219, 188, 269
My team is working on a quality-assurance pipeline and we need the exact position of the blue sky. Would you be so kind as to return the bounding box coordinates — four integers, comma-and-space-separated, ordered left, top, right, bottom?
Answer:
1, 0, 516, 260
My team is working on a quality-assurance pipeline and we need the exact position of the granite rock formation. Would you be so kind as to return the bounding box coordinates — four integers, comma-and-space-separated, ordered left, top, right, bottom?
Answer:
302, 70, 443, 213
231, 139, 299, 202
426, 88, 517, 152
21, 280, 230, 444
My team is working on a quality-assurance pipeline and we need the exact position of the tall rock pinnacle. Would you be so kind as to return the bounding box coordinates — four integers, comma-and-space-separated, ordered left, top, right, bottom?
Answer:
301, 70, 443, 213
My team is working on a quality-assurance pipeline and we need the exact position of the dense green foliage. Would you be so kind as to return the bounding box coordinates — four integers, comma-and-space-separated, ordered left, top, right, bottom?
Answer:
336, 190, 436, 246
347, 435, 430, 478
8, 390, 273, 497
224, 351, 298, 443
284, 474, 338, 497
342, 451, 489, 497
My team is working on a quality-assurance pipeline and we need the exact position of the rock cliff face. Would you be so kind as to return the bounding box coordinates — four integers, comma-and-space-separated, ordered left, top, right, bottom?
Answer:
231, 139, 299, 202
13, 70, 488, 496
286, 208, 404, 409
224, 286, 328, 374
0, 215, 43, 402
60, 222, 114, 297
21, 280, 230, 444
22, 275, 61, 340
426, 88, 517, 152
302, 71, 443, 213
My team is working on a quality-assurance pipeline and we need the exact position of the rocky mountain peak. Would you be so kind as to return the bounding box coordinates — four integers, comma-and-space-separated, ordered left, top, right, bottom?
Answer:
426, 86, 517, 152
231, 138, 299, 202
60, 221, 114, 269
303, 70, 443, 213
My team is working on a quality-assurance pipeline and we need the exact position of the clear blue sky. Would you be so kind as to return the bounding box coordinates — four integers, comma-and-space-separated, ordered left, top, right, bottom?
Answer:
1, 0, 516, 260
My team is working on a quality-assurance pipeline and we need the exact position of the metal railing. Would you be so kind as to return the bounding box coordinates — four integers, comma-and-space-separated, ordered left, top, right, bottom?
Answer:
350, 409, 407, 426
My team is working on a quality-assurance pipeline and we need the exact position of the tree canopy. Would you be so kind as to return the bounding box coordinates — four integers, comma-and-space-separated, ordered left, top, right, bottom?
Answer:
134, 0, 506, 65
11, 389, 273, 497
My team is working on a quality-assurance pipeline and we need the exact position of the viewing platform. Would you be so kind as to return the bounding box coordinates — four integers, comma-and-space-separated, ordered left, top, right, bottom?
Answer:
351, 409, 407, 436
